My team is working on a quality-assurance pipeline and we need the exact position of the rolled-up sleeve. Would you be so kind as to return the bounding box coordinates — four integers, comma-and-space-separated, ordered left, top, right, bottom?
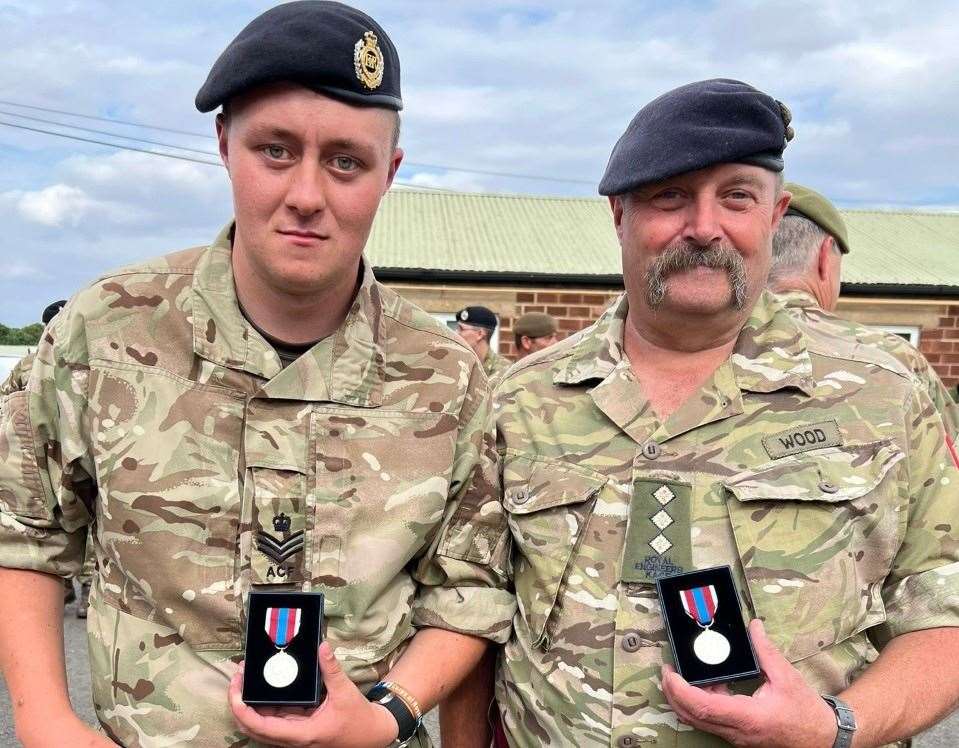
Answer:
411, 363, 515, 644
0, 312, 93, 578
872, 386, 959, 647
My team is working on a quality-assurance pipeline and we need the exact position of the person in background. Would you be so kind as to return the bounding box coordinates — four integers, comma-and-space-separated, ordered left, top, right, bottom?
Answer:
769, 181, 958, 440
512, 312, 559, 359
0, 299, 65, 397
454, 305, 510, 380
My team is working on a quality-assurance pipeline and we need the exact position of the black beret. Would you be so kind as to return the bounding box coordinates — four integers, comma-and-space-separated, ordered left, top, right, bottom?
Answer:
42, 300, 66, 325
196, 1, 402, 113
598, 78, 793, 196
455, 306, 498, 331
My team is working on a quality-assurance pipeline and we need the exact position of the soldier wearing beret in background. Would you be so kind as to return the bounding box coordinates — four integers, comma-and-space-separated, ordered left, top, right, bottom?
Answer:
453, 305, 511, 381
769, 182, 959, 441
444, 78, 959, 748
512, 312, 559, 360
0, 3, 514, 747
0, 299, 65, 398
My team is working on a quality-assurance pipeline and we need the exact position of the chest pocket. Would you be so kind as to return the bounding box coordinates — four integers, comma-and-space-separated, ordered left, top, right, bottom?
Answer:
504, 455, 606, 648
724, 441, 905, 662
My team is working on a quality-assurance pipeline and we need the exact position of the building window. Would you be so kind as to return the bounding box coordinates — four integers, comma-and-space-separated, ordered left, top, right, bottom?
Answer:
433, 312, 500, 349
868, 325, 920, 346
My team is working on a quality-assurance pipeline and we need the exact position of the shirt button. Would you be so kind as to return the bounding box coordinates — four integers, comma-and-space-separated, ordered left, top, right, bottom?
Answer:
512, 491, 529, 505
621, 632, 642, 652
818, 480, 839, 494
641, 441, 661, 460
617, 735, 639, 748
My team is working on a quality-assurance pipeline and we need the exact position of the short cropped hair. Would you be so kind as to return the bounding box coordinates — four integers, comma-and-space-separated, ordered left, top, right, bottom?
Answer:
769, 214, 828, 284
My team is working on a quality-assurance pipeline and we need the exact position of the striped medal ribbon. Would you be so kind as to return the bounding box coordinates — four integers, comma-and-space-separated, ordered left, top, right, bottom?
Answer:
263, 607, 302, 688
679, 585, 731, 665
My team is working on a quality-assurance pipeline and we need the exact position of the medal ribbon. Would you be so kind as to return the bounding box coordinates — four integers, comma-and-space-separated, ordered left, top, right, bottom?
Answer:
265, 607, 302, 647
680, 585, 718, 627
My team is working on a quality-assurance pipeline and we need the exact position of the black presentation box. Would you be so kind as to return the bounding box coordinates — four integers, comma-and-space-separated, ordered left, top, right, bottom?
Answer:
242, 590, 326, 706
656, 566, 759, 686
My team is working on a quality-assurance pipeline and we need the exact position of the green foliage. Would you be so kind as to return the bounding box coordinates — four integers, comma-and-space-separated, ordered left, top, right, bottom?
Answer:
0, 323, 44, 345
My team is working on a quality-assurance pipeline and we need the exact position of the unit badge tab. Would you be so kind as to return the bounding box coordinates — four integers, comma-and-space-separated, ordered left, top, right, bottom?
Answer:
354, 31, 384, 90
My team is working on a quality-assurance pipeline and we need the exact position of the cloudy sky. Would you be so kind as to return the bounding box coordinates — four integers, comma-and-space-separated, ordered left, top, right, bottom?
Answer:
1, 0, 957, 325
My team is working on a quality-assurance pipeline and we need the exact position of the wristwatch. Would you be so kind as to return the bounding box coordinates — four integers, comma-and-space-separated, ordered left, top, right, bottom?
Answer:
367, 681, 422, 747
822, 694, 857, 748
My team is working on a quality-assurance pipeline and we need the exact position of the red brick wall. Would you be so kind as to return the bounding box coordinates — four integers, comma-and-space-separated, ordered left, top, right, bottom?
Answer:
919, 304, 959, 390
388, 281, 959, 395
498, 290, 621, 358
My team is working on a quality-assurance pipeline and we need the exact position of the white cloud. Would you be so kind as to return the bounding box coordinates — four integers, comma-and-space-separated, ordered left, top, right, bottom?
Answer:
401, 171, 489, 193
1, 0, 959, 324
12, 184, 133, 228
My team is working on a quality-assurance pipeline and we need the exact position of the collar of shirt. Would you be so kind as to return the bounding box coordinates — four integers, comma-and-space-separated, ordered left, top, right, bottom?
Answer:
773, 288, 820, 312
551, 291, 816, 445
189, 222, 386, 406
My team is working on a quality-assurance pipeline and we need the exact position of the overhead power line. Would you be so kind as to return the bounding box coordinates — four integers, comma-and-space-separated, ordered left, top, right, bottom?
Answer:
0, 120, 222, 166
0, 98, 597, 186
0, 99, 215, 139
0, 110, 220, 156
0, 119, 459, 193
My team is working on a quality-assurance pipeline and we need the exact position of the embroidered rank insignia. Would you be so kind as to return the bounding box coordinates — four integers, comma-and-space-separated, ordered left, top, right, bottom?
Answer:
256, 529, 304, 565
354, 31, 384, 90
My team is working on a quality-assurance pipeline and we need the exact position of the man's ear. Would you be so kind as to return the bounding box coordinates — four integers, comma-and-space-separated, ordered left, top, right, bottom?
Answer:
609, 195, 627, 242
770, 188, 792, 232
384, 148, 404, 193
215, 113, 230, 173
817, 236, 835, 282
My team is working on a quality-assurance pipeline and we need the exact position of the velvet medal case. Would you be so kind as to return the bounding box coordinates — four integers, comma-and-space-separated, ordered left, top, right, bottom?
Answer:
242, 590, 326, 706
656, 565, 760, 686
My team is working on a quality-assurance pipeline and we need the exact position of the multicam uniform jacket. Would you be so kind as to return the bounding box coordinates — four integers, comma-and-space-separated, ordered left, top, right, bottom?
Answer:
0, 351, 33, 399
494, 291, 959, 748
0, 226, 514, 747
777, 290, 959, 440
483, 349, 511, 383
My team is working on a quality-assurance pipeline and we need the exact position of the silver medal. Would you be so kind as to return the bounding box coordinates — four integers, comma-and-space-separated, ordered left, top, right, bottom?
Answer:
693, 628, 731, 665
263, 650, 299, 688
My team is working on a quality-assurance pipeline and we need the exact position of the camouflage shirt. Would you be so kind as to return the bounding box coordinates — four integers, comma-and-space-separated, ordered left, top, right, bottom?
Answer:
495, 291, 959, 748
483, 349, 511, 382
0, 351, 33, 398
777, 290, 959, 440
0, 226, 514, 747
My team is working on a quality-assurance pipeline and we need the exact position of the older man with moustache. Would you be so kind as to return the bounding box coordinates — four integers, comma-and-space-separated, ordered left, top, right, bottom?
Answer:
0, 4, 513, 747
442, 79, 959, 748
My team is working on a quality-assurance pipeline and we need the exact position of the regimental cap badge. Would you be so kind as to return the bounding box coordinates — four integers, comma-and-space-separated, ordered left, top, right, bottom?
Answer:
776, 99, 795, 144
272, 512, 292, 533
354, 31, 385, 90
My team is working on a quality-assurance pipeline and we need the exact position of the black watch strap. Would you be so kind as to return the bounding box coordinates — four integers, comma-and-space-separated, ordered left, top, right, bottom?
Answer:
368, 683, 418, 743
822, 694, 856, 748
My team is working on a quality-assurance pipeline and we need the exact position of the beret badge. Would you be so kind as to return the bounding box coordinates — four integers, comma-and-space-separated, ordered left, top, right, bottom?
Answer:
354, 31, 385, 90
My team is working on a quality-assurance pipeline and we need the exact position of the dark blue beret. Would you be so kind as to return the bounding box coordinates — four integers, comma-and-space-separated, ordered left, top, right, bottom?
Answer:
42, 300, 66, 325
455, 306, 498, 331
195, 1, 401, 113
598, 78, 793, 196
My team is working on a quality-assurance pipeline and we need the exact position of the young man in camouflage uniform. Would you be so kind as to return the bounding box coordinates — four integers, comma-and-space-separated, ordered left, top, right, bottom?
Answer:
480, 80, 959, 747
769, 181, 959, 441
0, 4, 513, 747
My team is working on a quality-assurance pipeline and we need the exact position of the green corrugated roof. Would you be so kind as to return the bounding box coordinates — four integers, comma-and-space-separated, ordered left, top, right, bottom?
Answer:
366, 190, 959, 290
